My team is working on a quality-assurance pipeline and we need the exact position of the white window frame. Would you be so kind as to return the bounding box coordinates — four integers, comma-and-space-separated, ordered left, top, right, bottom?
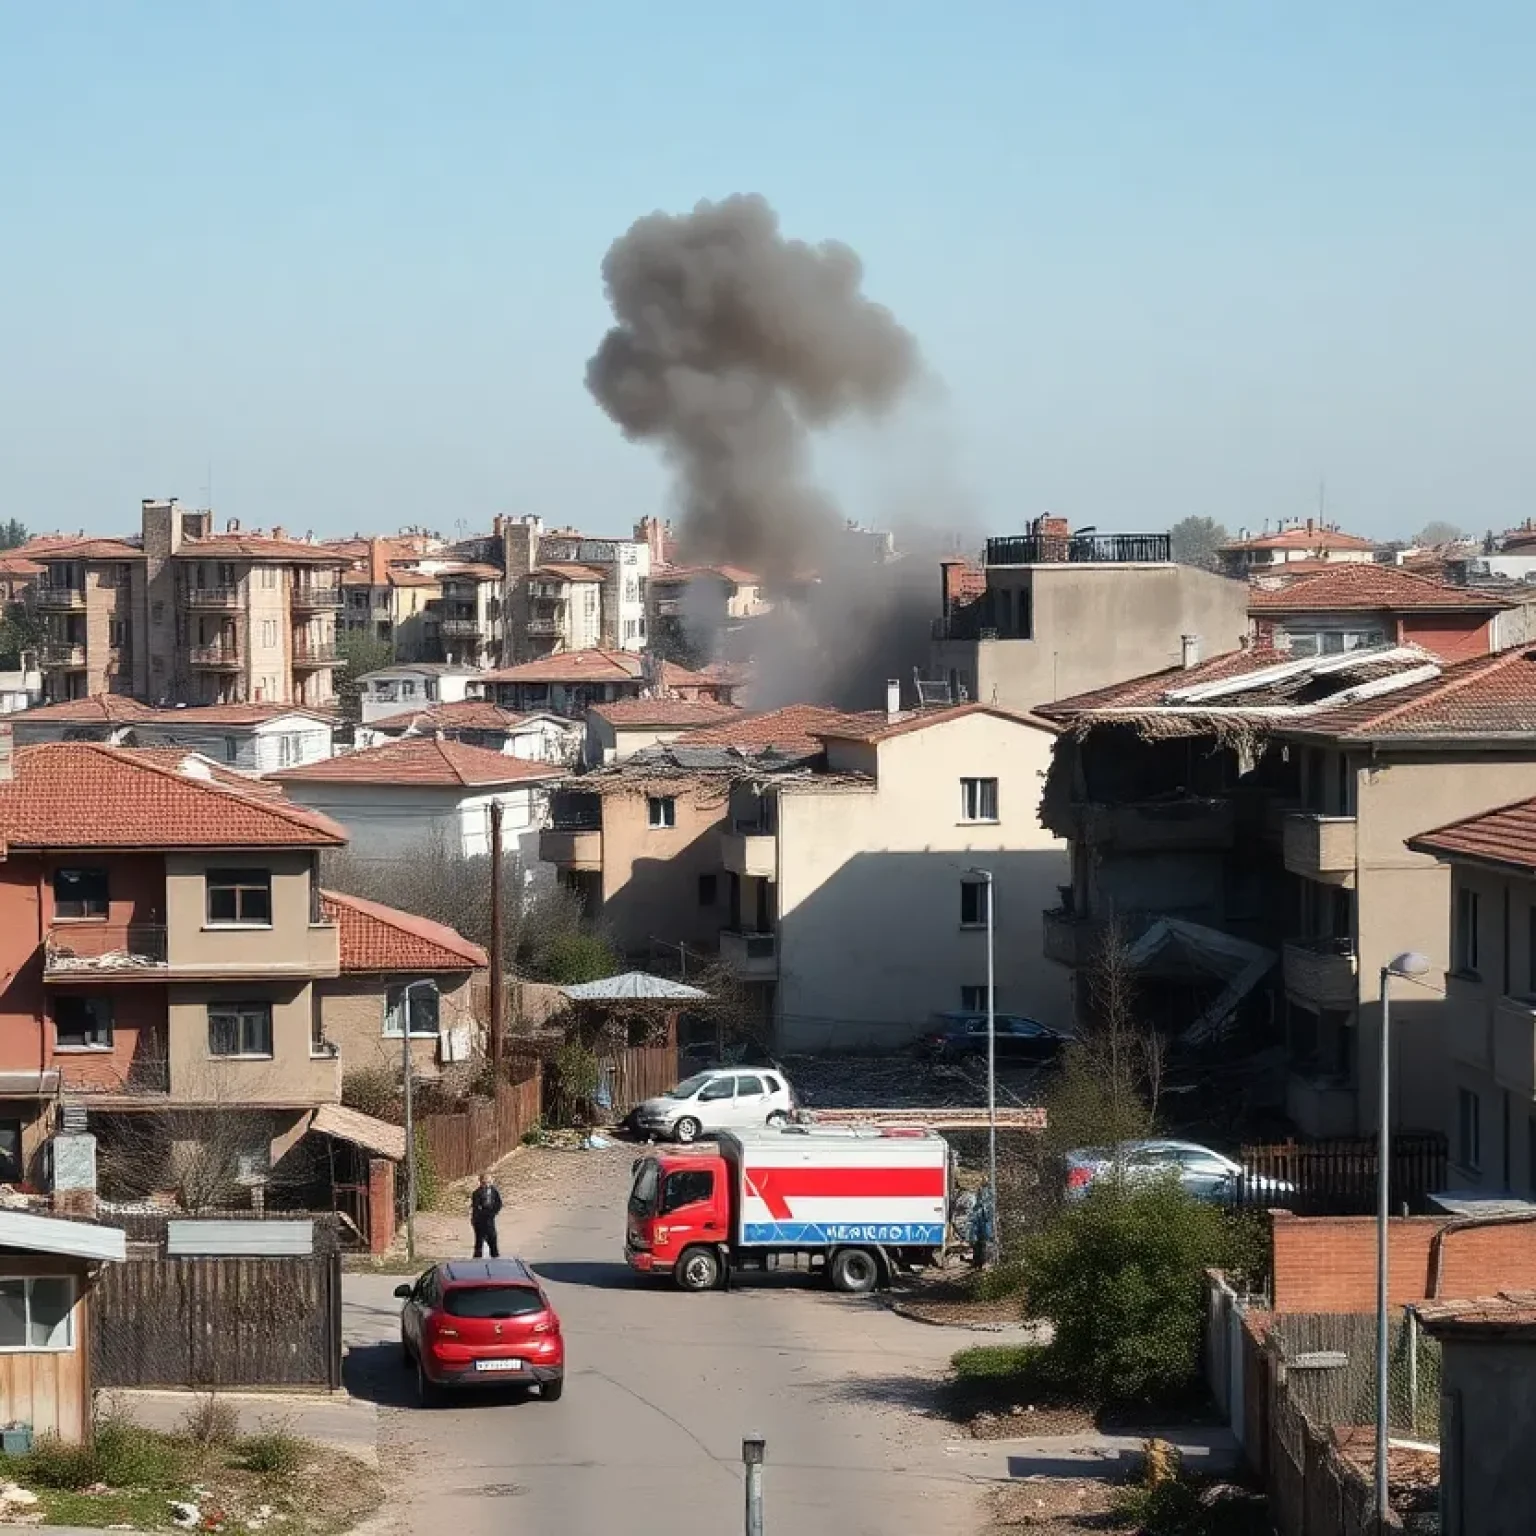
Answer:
648, 796, 677, 830
208, 1002, 274, 1059
384, 982, 441, 1039
960, 878, 990, 928
960, 777, 999, 824
0, 1275, 77, 1354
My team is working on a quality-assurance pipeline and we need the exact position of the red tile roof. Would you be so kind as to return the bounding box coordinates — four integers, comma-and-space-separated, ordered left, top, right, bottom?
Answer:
0, 554, 43, 577
482, 648, 713, 688
0, 743, 347, 848
653, 564, 761, 586
1219, 526, 1376, 553
367, 700, 549, 733
321, 889, 487, 972
676, 704, 884, 756
174, 535, 346, 565
328, 536, 432, 587
529, 563, 604, 583
434, 561, 504, 582
33, 537, 145, 561
1418, 1290, 1536, 1333
589, 699, 745, 729
269, 734, 559, 788
121, 748, 290, 798
1409, 797, 1536, 872
15, 695, 336, 726
814, 702, 1061, 743
1249, 564, 1509, 613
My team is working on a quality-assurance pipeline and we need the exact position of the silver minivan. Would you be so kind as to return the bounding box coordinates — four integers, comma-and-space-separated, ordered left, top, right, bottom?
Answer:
633, 1067, 796, 1143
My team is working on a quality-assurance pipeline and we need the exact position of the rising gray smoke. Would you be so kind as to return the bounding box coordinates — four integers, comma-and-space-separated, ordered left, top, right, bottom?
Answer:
588, 194, 966, 708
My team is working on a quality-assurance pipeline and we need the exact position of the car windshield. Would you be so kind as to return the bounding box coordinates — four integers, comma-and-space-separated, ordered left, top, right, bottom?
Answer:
443, 1285, 545, 1320
666, 1074, 713, 1100
629, 1158, 659, 1216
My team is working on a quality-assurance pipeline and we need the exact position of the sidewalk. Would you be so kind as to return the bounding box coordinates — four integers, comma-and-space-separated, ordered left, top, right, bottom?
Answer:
942, 1425, 1241, 1481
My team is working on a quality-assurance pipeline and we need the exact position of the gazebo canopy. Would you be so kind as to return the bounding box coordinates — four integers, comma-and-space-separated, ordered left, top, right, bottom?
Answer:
558, 972, 709, 1002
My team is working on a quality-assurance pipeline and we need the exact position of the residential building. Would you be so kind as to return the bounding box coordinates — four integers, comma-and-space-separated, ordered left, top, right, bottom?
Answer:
0, 741, 348, 1183
1249, 563, 1517, 663
0, 660, 42, 715
11, 696, 336, 772
584, 699, 744, 765
929, 518, 1249, 712
315, 889, 487, 1082
358, 700, 579, 764
1216, 519, 1379, 577
30, 500, 346, 709
521, 563, 606, 656
0, 550, 43, 605
332, 536, 443, 660
354, 663, 489, 724
1038, 641, 1536, 1144
420, 560, 504, 666
646, 565, 769, 657
268, 735, 560, 867
482, 648, 736, 718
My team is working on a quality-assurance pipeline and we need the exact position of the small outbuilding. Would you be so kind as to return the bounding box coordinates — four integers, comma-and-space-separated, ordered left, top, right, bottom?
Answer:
0, 1208, 126, 1443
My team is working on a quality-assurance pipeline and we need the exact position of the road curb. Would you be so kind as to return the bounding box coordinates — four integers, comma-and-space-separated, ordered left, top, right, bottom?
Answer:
884, 1296, 1028, 1332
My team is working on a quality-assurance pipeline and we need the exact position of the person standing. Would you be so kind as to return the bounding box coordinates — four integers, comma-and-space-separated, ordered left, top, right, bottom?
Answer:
470, 1171, 503, 1259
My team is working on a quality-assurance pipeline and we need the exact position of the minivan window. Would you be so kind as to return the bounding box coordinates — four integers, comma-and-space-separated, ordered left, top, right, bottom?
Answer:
661, 1170, 715, 1214
763, 1075, 782, 1094
666, 1074, 711, 1100
735, 1075, 764, 1096
698, 1078, 734, 1102
443, 1285, 545, 1319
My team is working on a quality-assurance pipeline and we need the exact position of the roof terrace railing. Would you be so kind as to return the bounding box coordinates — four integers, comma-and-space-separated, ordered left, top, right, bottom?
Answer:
986, 532, 1172, 566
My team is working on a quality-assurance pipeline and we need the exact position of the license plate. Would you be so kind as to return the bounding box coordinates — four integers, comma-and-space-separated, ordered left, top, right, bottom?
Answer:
474, 1358, 523, 1372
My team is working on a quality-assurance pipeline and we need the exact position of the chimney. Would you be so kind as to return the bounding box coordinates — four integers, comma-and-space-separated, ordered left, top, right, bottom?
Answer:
885, 678, 901, 721
1180, 634, 1201, 670
227, 518, 241, 533
272, 526, 286, 541
1306, 517, 1316, 535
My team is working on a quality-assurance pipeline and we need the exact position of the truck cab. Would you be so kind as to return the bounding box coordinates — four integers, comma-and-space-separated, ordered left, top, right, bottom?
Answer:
626, 1146, 728, 1289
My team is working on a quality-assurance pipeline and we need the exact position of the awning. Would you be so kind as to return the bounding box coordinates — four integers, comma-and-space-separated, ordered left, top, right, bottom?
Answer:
561, 971, 709, 1002
1122, 919, 1277, 1044
0, 1208, 126, 1263
0, 1071, 59, 1098
309, 1104, 406, 1162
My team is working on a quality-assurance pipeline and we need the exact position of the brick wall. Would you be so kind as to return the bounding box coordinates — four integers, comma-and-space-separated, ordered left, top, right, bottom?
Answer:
1271, 1211, 1536, 1312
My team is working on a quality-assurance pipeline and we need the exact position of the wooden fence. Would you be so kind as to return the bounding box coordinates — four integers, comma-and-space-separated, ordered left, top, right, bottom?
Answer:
1231, 1134, 1447, 1216
420, 1071, 542, 1183
94, 1253, 342, 1390
607, 1044, 679, 1115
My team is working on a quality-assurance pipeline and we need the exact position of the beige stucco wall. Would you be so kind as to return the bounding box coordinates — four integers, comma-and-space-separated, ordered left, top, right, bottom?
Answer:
164, 851, 339, 976
320, 973, 480, 1079
166, 980, 339, 1104
773, 712, 1071, 1050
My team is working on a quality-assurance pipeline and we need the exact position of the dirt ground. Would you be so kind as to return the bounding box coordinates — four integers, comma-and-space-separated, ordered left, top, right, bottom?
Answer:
985, 1477, 1130, 1534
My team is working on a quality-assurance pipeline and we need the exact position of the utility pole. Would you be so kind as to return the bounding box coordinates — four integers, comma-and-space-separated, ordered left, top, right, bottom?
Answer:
490, 800, 505, 1085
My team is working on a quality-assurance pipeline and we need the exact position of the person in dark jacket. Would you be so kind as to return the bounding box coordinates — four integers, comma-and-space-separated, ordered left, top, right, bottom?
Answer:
470, 1171, 503, 1258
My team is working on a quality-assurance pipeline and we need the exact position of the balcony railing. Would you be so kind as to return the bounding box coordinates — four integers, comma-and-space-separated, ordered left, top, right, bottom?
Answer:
719, 928, 778, 977
186, 586, 242, 610
931, 616, 1000, 642
1078, 798, 1237, 853
1282, 813, 1358, 883
41, 642, 86, 667
721, 825, 776, 880
985, 532, 1172, 566
292, 642, 338, 666
439, 618, 485, 638
525, 617, 562, 635
45, 924, 169, 977
1282, 936, 1359, 1011
292, 584, 343, 610
539, 826, 602, 869
35, 585, 86, 610
189, 642, 243, 668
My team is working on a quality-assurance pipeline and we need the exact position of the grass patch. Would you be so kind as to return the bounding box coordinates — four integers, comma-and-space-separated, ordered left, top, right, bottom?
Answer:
236, 1420, 306, 1476
952, 1343, 1052, 1382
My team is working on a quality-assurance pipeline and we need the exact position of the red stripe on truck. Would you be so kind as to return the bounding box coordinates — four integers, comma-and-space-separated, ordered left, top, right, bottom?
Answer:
743, 1166, 946, 1221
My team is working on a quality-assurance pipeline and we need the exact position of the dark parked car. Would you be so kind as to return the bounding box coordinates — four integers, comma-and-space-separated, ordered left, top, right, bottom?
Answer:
918, 1012, 1067, 1065
396, 1258, 564, 1405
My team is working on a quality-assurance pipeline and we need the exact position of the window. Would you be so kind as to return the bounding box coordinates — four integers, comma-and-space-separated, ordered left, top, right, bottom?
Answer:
206, 869, 272, 926
0, 1277, 75, 1352
0, 1121, 20, 1184
660, 1169, 715, 1214
261, 619, 277, 647
277, 734, 298, 768
401, 680, 417, 698
53, 867, 108, 920
384, 983, 440, 1038
208, 1002, 273, 1058
961, 985, 992, 1012
54, 996, 112, 1050
735, 1074, 764, 1096
1458, 1087, 1482, 1171
960, 878, 990, 927
648, 796, 676, 830
260, 566, 277, 588
1455, 885, 1481, 974
218, 563, 237, 586
224, 736, 239, 764
960, 777, 999, 823
107, 618, 126, 649
763, 1075, 782, 1095
698, 873, 718, 907
698, 1077, 734, 1102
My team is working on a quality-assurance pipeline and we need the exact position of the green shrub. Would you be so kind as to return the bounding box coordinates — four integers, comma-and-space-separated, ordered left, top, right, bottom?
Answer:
1020, 1175, 1229, 1405
968, 1260, 1028, 1303
342, 1066, 400, 1122
237, 1420, 306, 1476
412, 1124, 439, 1210
8, 1435, 102, 1489
93, 1419, 182, 1486
1115, 1477, 1269, 1536
530, 931, 619, 986
950, 1343, 1053, 1383
179, 1392, 240, 1451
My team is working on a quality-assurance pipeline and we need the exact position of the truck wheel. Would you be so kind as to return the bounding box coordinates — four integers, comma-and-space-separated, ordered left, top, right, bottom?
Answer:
676, 1245, 722, 1292
673, 1116, 702, 1144
829, 1248, 880, 1295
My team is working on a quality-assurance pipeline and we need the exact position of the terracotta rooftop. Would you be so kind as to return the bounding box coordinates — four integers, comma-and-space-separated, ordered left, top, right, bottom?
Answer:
174, 535, 346, 565
434, 561, 504, 582
269, 734, 560, 788
119, 748, 289, 799
329, 536, 435, 587
676, 704, 884, 757
529, 563, 604, 583
1249, 564, 1510, 613
814, 702, 1061, 744
0, 553, 44, 577
321, 889, 487, 973
33, 537, 146, 562
1418, 1290, 1536, 1334
0, 743, 346, 848
653, 563, 761, 586
589, 699, 745, 729
367, 699, 545, 734
1219, 525, 1376, 553
14, 695, 337, 727
482, 648, 714, 688
1409, 798, 1536, 873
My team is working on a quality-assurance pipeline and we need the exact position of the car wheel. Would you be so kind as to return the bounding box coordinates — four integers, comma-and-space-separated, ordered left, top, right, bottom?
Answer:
541, 1378, 564, 1402
416, 1357, 439, 1408
829, 1247, 880, 1295
673, 1116, 702, 1144
676, 1244, 722, 1293
765, 1110, 789, 1127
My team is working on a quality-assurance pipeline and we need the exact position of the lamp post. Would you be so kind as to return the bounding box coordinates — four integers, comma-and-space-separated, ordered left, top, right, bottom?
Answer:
966, 867, 997, 1253
1376, 950, 1432, 1524
399, 979, 439, 1264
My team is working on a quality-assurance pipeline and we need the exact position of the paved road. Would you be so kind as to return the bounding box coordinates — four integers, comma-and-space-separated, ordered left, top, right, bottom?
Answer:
344, 1147, 987, 1536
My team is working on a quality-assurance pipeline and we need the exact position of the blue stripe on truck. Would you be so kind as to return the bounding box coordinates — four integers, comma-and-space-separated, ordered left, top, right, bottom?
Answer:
740, 1222, 946, 1246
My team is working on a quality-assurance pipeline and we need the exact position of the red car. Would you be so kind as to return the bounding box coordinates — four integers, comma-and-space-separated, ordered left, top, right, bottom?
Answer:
395, 1258, 564, 1404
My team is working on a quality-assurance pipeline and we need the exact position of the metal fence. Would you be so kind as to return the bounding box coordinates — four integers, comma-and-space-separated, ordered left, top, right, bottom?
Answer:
1230, 1133, 1448, 1216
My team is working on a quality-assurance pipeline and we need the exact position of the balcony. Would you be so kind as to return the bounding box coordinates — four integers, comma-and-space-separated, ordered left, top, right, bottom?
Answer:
1493, 995, 1536, 1093
721, 823, 776, 879
1282, 937, 1359, 1010
292, 583, 343, 611
526, 617, 563, 636
439, 618, 485, 639
189, 642, 243, 669
1285, 1073, 1358, 1139
186, 586, 242, 610
1282, 813, 1358, 885
41, 642, 86, 668
540, 825, 602, 870
931, 616, 1000, 643
719, 928, 777, 979
1077, 798, 1236, 853
35, 585, 86, 611
292, 642, 338, 667
985, 531, 1171, 566
44, 925, 168, 981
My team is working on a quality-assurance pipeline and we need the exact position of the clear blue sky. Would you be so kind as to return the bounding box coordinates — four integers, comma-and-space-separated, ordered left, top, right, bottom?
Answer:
2, 2, 1533, 544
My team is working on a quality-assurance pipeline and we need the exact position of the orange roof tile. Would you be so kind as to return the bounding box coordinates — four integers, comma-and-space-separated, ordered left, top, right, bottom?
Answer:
589, 700, 744, 729
33, 537, 145, 561
0, 743, 346, 848
1410, 798, 1536, 872
367, 700, 541, 733
321, 889, 487, 972
1418, 1290, 1536, 1333
483, 648, 712, 688
269, 734, 559, 788
1219, 526, 1376, 553
653, 564, 761, 586
813, 702, 1062, 743
174, 535, 346, 565
1249, 564, 1508, 614
14, 695, 336, 727
120, 748, 290, 798
675, 704, 881, 756
529, 563, 604, 583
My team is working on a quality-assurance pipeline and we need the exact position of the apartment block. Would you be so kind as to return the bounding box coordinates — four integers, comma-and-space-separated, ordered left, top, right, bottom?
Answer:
483, 648, 736, 718
332, 536, 443, 661
929, 518, 1249, 713
646, 564, 769, 658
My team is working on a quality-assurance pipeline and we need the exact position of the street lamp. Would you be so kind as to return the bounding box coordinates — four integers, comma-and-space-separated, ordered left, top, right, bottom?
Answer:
1376, 950, 1432, 1523
965, 866, 997, 1255
399, 979, 439, 1263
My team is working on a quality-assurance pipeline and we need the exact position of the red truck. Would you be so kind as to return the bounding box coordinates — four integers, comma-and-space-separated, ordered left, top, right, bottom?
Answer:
624, 1125, 951, 1293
